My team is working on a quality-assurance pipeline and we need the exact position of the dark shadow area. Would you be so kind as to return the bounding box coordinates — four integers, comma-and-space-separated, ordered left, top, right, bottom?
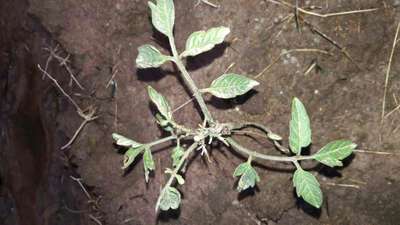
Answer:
237, 185, 260, 201
207, 89, 259, 110
185, 42, 230, 71
294, 192, 322, 219
156, 207, 181, 223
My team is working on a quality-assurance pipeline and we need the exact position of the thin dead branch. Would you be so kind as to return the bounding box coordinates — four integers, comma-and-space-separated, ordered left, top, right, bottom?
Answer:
266, 0, 378, 18
381, 22, 400, 122
38, 64, 82, 112
300, 17, 362, 71
61, 106, 98, 150
324, 182, 361, 189
255, 48, 332, 79
44, 45, 85, 90
354, 149, 396, 155
195, 0, 219, 8
38, 64, 98, 150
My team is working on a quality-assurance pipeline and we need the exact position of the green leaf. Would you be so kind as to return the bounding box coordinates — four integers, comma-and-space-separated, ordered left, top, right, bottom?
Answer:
157, 187, 181, 211
313, 140, 356, 167
143, 147, 155, 183
136, 44, 171, 68
147, 86, 173, 121
148, 0, 175, 37
181, 26, 230, 57
202, 73, 259, 99
122, 146, 144, 169
289, 98, 311, 154
156, 113, 174, 132
233, 162, 260, 191
171, 146, 185, 168
293, 168, 322, 208
112, 133, 142, 148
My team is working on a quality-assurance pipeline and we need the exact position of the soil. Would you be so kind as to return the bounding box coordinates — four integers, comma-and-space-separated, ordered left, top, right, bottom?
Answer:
1, 0, 400, 225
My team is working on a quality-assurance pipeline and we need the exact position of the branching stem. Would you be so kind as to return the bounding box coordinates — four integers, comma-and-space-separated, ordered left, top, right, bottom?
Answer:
146, 135, 177, 148
156, 142, 198, 211
168, 36, 215, 124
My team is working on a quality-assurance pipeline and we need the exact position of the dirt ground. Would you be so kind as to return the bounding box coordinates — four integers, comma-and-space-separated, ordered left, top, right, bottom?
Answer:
1, 0, 400, 224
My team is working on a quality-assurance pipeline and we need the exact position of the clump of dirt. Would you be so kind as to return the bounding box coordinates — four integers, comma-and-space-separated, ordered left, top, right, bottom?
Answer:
1, 0, 400, 224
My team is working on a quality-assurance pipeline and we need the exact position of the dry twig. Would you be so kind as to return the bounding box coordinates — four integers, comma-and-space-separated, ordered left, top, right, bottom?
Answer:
195, 0, 219, 8
44, 45, 85, 90
255, 48, 332, 79
266, 0, 378, 18
38, 64, 98, 150
381, 22, 400, 122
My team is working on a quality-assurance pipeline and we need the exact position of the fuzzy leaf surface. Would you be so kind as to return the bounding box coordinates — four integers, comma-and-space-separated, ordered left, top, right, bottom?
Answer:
202, 73, 259, 99
293, 168, 322, 208
181, 26, 230, 57
157, 187, 181, 211
147, 86, 172, 121
233, 162, 260, 191
136, 44, 170, 68
148, 0, 175, 37
313, 140, 356, 167
289, 98, 311, 154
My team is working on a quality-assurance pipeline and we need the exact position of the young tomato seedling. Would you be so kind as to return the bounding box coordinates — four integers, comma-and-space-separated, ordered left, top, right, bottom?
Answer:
112, 0, 356, 213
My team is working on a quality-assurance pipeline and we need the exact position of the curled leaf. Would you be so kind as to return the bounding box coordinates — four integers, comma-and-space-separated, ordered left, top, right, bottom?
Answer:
143, 147, 155, 183
156, 187, 181, 211
233, 162, 260, 191
112, 133, 142, 148
136, 44, 171, 68
122, 147, 144, 169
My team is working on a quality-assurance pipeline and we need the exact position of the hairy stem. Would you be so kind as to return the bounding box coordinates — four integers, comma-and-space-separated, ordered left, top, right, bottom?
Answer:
168, 36, 215, 124
146, 135, 177, 147
156, 142, 198, 211
227, 137, 313, 163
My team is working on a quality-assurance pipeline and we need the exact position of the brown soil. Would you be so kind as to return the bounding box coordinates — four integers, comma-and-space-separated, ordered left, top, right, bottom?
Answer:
1, 0, 400, 225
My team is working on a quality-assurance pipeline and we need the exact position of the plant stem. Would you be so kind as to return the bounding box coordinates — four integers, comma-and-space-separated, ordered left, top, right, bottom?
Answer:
226, 137, 313, 163
146, 135, 177, 147
155, 142, 198, 211
168, 36, 215, 124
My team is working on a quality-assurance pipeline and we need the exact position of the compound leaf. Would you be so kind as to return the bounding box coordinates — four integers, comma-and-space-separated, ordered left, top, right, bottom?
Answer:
202, 73, 259, 99
112, 133, 142, 148
122, 146, 144, 169
293, 168, 322, 208
181, 26, 230, 57
147, 86, 173, 121
143, 147, 155, 183
233, 162, 260, 192
148, 0, 175, 37
289, 98, 311, 154
313, 140, 356, 167
136, 44, 171, 68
